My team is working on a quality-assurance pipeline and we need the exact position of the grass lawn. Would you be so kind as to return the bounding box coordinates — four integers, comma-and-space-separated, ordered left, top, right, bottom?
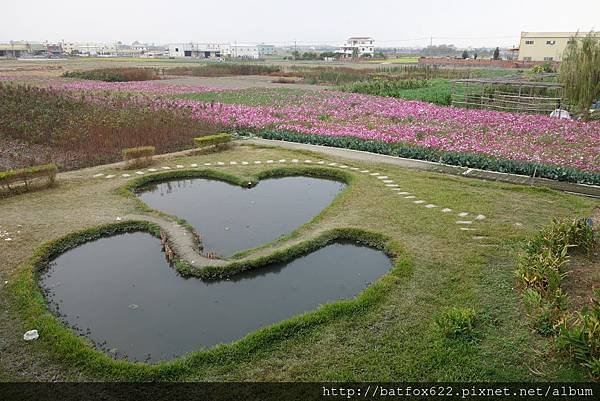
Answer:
0, 143, 596, 381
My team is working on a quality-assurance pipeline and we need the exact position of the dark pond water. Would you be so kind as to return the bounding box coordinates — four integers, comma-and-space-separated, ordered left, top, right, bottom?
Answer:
137, 177, 345, 257
40, 233, 392, 362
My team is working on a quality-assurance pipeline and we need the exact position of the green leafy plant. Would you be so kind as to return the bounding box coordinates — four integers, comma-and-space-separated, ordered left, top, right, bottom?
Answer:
557, 290, 600, 379
63, 68, 159, 82
435, 307, 478, 340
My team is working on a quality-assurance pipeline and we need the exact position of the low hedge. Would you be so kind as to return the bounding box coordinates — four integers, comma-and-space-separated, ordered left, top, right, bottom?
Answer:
194, 133, 232, 148
122, 146, 155, 168
0, 164, 57, 191
254, 131, 600, 185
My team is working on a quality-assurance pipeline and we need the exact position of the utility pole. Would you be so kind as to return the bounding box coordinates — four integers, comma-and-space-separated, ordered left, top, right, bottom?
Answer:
294, 39, 297, 60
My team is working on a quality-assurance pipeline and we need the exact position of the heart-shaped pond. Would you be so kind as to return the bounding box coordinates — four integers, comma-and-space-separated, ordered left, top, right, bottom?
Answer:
40, 232, 392, 362
137, 177, 346, 256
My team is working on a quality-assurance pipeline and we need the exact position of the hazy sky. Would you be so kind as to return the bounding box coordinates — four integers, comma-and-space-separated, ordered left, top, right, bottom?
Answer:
2, 0, 598, 47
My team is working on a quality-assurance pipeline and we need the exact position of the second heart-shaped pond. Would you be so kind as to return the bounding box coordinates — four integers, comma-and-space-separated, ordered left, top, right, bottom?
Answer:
137, 176, 346, 256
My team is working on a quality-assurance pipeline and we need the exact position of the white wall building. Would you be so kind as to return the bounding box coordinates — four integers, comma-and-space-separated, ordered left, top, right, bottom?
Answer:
168, 43, 223, 58
169, 43, 275, 59
337, 37, 375, 58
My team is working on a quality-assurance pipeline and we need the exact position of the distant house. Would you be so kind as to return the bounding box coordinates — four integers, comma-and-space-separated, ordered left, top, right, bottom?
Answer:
0, 42, 61, 58
517, 32, 598, 62
337, 37, 375, 58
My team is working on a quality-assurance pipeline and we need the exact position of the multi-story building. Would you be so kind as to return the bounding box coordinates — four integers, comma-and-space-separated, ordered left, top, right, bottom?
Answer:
517, 32, 597, 62
337, 37, 375, 58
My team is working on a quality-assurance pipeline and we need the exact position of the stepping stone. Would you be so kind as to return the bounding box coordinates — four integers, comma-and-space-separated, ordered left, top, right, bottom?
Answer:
135, 171, 144, 175
121, 174, 131, 177
217, 162, 225, 165
278, 159, 286, 163
254, 161, 262, 164
441, 208, 452, 213
317, 161, 325, 164
350, 167, 359, 170
328, 162, 337, 166
404, 195, 416, 199
229, 161, 237, 165
386, 184, 399, 187
397, 192, 410, 195
360, 170, 369, 173
382, 180, 394, 183
425, 204, 437, 208
266, 160, 274, 163
472, 236, 488, 240
458, 212, 469, 217
148, 168, 158, 172
413, 200, 425, 204
460, 227, 476, 231
390, 188, 403, 191
292, 159, 299, 163
241, 161, 249, 165
203, 163, 212, 166
376, 176, 388, 179
105, 175, 115, 179
304, 160, 312, 163
92, 173, 104, 178
189, 164, 197, 168
456, 220, 473, 225
176, 165, 184, 168
339, 165, 348, 168
370, 173, 380, 176
475, 214, 486, 221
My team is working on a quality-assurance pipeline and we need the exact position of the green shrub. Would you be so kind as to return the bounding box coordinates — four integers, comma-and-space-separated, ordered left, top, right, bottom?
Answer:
557, 290, 600, 378
516, 218, 596, 335
255, 131, 600, 185
435, 307, 478, 340
0, 164, 57, 192
341, 79, 454, 106
122, 146, 155, 168
194, 133, 232, 150
62, 68, 159, 82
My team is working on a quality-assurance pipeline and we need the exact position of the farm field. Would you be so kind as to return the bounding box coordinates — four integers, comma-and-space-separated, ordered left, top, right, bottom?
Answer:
0, 61, 598, 383
2, 70, 596, 182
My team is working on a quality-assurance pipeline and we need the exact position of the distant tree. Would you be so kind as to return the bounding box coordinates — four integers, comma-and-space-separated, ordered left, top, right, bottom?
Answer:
559, 31, 600, 120
461, 50, 469, 59
473, 53, 478, 59
292, 50, 300, 60
493, 47, 500, 60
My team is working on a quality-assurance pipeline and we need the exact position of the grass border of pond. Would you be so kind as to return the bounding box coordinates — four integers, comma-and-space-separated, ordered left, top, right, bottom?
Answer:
9, 178, 412, 380
119, 165, 356, 267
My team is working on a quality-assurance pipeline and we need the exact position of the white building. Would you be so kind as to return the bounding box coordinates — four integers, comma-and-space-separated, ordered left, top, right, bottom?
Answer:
337, 37, 375, 58
169, 43, 275, 59
168, 43, 223, 58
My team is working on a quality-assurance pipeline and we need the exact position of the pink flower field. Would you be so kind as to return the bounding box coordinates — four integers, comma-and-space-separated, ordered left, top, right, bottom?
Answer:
4, 77, 599, 173
158, 91, 599, 173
